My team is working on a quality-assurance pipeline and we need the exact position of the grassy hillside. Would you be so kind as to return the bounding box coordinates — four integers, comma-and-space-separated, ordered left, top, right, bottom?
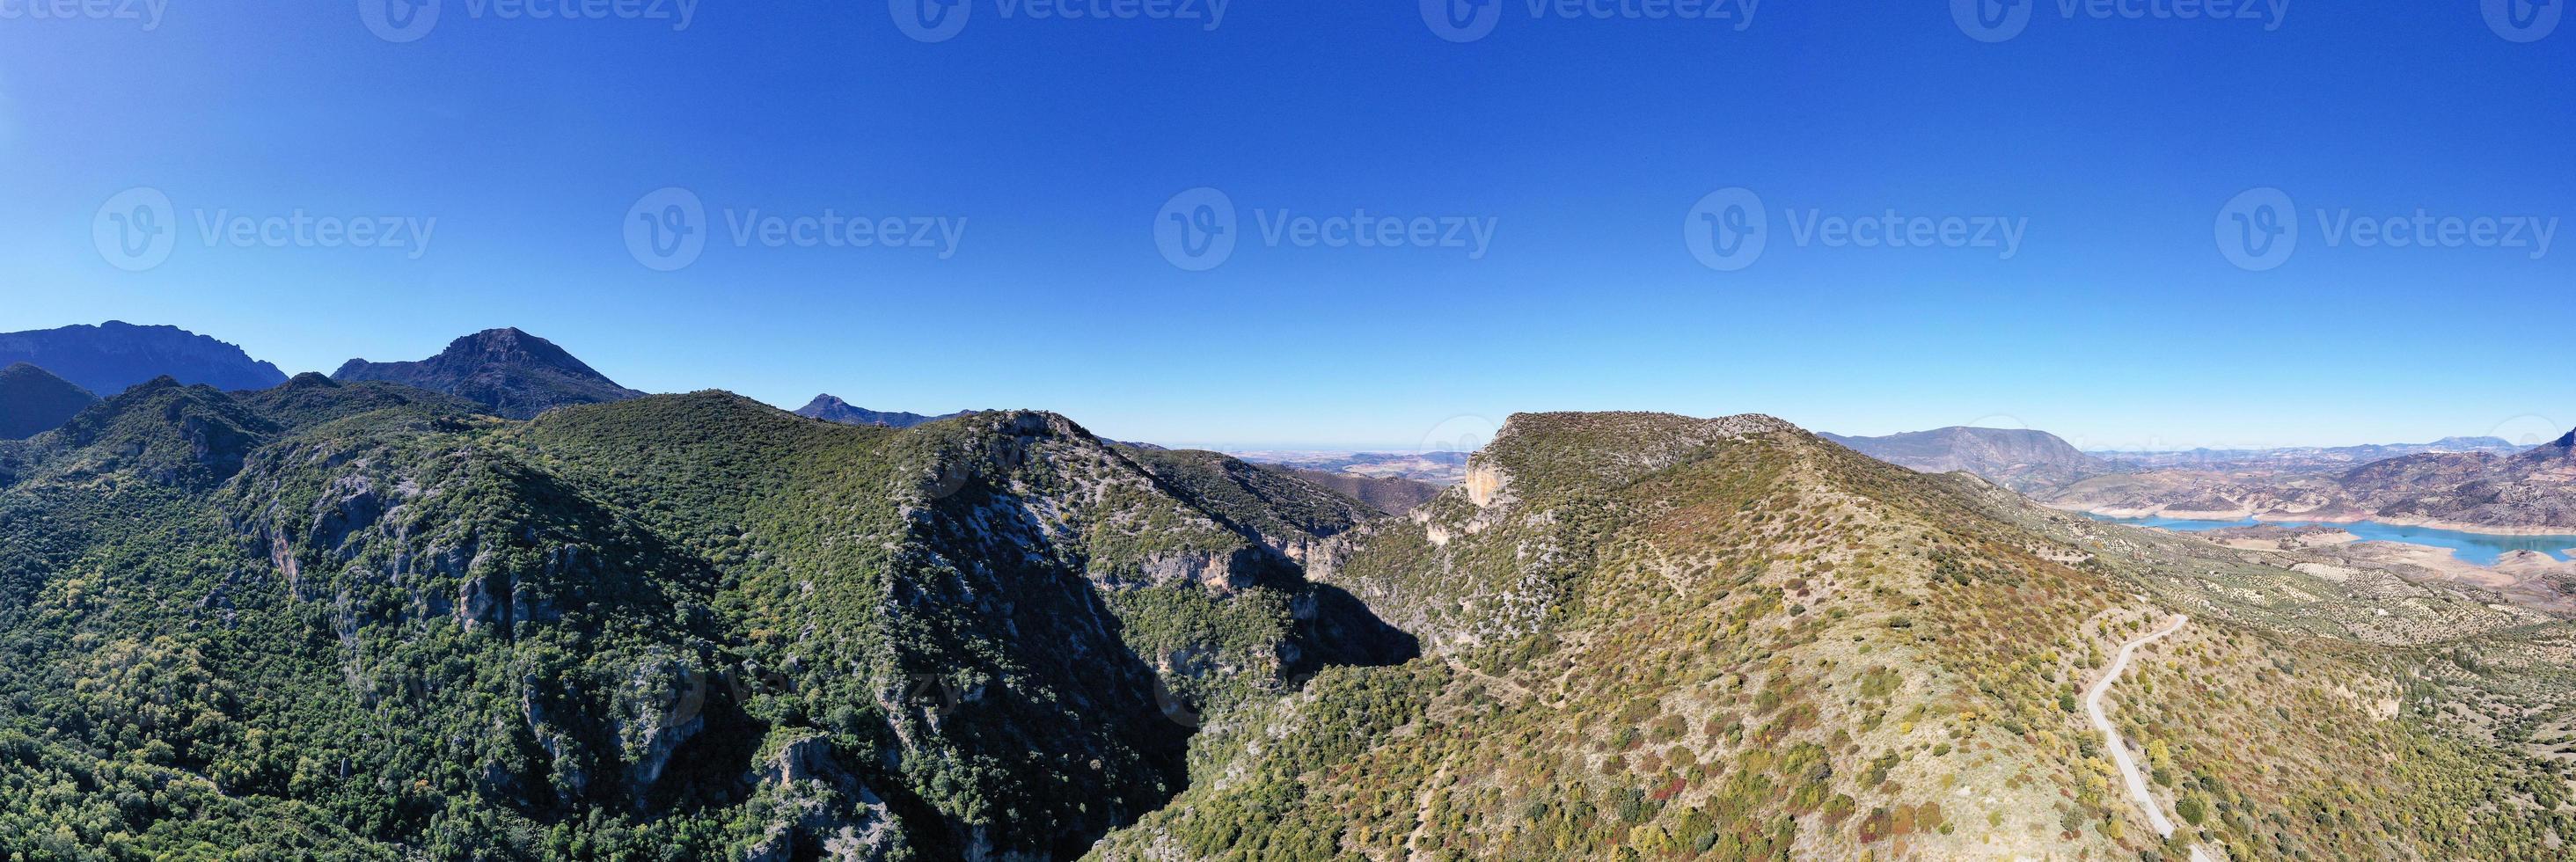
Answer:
1091, 412, 2573, 860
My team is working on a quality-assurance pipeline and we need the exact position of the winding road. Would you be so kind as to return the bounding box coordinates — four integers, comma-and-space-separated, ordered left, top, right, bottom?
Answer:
2085, 613, 2216, 862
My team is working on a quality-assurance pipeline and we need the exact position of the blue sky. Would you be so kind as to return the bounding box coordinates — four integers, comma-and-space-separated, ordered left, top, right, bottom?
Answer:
1, 0, 2568, 450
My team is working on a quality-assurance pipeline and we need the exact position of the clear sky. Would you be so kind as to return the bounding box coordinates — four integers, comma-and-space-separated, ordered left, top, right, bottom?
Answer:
2, 1, 2568, 451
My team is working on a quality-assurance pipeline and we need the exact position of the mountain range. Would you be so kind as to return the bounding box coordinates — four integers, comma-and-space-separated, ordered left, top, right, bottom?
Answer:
2104, 436, 2528, 472
4, 327, 2574, 859
0, 320, 287, 394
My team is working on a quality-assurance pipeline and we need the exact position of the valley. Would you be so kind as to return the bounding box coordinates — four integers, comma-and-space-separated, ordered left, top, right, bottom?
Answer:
0, 325, 2571, 860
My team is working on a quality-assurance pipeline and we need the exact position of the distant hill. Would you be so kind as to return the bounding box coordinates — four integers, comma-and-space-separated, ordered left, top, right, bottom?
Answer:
794, 394, 977, 428
2047, 427, 2576, 530
1263, 465, 1443, 515
0, 320, 287, 394
333, 328, 642, 420
2336, 428, 2576, 530
0, 362, 99, 439
1821, 426, 2114, 493
2106, 436, 2528, 472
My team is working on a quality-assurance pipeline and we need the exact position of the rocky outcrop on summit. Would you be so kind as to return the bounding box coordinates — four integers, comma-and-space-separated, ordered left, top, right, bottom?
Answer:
333, 327, 644, 420
0, 320, 288, 394
794, 394, 977, 428
0, 362, 98, 440
1822, 426, 2117, 493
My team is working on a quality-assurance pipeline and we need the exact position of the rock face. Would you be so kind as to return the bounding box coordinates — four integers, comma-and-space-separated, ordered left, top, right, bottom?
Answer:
794, 394, 976, 428
0, 320, 287, 395
333, 327, 644, 420
0, 362, 99, 440
1821, 426, 2116, 493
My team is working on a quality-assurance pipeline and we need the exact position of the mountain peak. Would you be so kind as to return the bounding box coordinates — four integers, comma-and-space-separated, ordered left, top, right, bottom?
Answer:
333, 328, 642, 420
794, 395, 976, 429
1821, 425, 2112, 493
440, 327, 598, 373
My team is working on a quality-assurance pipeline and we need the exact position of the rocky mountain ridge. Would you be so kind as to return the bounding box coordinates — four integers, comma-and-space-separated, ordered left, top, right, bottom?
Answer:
0, 320, 288, 394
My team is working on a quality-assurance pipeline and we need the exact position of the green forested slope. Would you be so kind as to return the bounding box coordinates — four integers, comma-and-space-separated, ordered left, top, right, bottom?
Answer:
0, 383, 1406, 861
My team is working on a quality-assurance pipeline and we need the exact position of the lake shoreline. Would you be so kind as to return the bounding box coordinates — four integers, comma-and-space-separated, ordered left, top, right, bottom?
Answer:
2068, 509, 2576, 566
